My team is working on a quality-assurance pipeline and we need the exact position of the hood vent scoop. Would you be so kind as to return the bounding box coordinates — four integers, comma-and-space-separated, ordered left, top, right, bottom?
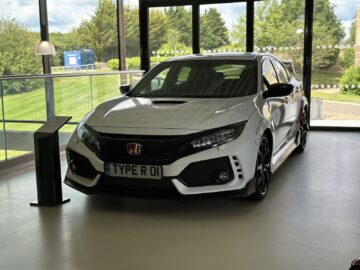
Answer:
152, 100, 187, 105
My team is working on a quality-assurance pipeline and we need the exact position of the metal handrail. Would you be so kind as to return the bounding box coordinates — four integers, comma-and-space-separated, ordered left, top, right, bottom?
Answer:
0, 70, 145, 162
0, 70, 144, 81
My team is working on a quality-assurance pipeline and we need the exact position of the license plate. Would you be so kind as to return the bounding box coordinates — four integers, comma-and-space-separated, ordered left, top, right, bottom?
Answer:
106, 163, 162, 180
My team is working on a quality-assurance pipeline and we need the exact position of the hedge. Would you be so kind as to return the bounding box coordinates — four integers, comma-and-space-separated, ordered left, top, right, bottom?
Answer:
107, 56, 171, 70
340, 66, 360, 95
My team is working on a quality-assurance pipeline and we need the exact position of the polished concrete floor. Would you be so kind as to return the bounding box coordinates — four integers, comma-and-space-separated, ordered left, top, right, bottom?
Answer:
0, 131, 359, 270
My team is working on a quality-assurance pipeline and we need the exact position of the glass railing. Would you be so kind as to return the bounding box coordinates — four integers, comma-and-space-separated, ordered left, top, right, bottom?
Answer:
0, 70, 144, 162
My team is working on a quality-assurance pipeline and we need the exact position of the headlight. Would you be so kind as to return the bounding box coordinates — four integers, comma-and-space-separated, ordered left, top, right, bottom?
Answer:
190, 122, 247, 150
77, 117, 100, 151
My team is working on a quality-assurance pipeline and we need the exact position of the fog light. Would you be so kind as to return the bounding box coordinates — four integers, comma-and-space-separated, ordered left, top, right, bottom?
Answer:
214, 170, 231, 184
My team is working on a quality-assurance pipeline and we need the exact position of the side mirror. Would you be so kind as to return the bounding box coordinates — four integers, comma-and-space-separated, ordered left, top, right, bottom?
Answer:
263, 83, 294, 99
119, 84, 131, 95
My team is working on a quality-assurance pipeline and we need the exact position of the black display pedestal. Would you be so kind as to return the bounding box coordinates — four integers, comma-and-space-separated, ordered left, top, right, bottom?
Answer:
30, 116, 71, 207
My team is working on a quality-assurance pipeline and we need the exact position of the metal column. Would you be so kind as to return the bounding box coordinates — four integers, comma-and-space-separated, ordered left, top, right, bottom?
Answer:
116, 0, 127, 70
139, 0, 150, 72
246, 0, 254, 52
303, 0, 314, 122
192, 4, 200, 54
38, 0, 55, 120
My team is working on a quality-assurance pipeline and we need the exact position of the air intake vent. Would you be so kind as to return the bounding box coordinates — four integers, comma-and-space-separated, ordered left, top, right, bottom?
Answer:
232, 156, 243, 180
152, 100, 186, 105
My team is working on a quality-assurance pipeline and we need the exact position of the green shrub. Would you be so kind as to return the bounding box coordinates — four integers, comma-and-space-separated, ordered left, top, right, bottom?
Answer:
340, 66, 360, 95
340, 48, 355, 69
127, 57, 141, 70
127, 57, 169, 69
107, 59, 119, 70
2, 80, 41, 95
158, 42, 192, 56
108, 56, 183, 71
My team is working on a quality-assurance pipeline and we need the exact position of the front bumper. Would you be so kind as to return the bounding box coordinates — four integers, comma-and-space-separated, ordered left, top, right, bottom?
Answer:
65, 130, 259, 196
64, 176, 253, 199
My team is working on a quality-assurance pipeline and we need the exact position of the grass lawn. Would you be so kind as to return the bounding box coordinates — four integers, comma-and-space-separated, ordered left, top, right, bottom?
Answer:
312, 90, 360, 104
2, 74, 122, 130
0, 68, 353, 133
0, 150, 30, 161
311, 69, 342, 85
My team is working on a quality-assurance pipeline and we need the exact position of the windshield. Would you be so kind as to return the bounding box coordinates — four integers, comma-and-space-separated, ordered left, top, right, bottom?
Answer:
129, 60, 258, 98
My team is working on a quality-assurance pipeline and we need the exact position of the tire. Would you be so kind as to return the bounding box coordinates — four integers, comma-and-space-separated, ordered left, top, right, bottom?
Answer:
295, 107, 309, 153
251, 135, 272, 201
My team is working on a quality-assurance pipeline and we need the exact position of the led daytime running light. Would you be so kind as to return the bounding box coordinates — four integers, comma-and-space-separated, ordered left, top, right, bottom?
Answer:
191, 126, 243, 149
77, 118, 100, 151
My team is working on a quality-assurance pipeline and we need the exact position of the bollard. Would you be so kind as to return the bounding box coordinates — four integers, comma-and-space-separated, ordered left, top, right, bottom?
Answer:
30, 116, 71, 207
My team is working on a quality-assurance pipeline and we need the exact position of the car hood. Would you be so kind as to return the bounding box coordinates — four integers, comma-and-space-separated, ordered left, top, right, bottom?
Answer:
86, 96, 256, 134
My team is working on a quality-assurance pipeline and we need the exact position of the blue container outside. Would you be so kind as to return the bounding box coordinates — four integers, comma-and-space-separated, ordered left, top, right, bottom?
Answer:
64, 49, 95, 69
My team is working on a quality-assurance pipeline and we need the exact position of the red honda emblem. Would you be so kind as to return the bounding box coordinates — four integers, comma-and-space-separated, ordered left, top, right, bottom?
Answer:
127, 143, 142, 156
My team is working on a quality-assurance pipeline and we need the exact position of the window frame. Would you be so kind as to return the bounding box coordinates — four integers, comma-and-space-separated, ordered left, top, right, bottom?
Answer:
261, 57, 280, 91
271, 59, 290, 83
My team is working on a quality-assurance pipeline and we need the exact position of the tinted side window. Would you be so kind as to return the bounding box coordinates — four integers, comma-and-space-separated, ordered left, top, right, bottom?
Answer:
150, 67, 170, 91
130, 60, 257, 98
176, 66, 191, 84
272, 60, 289, 83
262, 59, 279, 88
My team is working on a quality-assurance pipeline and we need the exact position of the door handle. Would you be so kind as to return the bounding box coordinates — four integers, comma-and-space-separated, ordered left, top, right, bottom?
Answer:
284, 97, 289, 104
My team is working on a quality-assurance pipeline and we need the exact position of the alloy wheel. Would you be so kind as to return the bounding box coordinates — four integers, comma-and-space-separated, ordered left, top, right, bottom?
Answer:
299, 109, 309, 149
255, 136, 271, 196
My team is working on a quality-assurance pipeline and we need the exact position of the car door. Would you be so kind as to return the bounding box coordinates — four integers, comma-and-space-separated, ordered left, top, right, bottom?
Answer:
262, 58, 287, 150
271, 59, 298, 140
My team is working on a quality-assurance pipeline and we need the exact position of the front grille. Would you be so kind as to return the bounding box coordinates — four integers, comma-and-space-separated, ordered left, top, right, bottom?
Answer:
95, 133, 191, 165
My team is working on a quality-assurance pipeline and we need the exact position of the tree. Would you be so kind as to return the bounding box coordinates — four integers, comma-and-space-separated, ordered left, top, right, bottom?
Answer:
347, 17, 356, 45
0, 18, 41, 76
0, 18, 42, 94
77, 0, 118, 62
163, 28, 181, 54
232, 0, 345, 69
76, 2, 170, 60
165, 7, 192, 46
149, 9, 169, 52
51, 31, 82, 66
201, 8, 230, 50
339, 48, 355, 69
126, 7, 169, 55
124, 5, 140, 57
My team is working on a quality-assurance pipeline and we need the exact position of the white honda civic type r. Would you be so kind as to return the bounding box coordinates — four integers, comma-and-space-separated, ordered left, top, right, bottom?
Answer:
65, 53, 309, 200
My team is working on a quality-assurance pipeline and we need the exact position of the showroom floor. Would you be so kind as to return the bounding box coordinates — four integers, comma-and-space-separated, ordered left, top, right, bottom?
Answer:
0, 131, 359, 270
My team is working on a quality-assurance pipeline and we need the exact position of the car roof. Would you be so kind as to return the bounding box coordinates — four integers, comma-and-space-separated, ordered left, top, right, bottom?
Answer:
164, 53, 273, 62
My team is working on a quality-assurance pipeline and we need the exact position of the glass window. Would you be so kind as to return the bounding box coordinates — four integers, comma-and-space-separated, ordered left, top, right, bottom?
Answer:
200, 3, 246, 52
48, 0, 118, 73
310, 0, 360, 128
0, 2, 42, 77
150, 67, 170, 91
272, 60, 289, 83
149, 6, 192, 67
130, 60, 257, 98
176, 67, 191, 84
262, 59, 279, 87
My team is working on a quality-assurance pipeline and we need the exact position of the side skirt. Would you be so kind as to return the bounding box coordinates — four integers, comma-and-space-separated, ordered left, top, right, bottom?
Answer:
271, 137, 298, 173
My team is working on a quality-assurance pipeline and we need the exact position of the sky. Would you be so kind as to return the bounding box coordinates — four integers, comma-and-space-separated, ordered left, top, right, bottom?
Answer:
0, 0, 358, 37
